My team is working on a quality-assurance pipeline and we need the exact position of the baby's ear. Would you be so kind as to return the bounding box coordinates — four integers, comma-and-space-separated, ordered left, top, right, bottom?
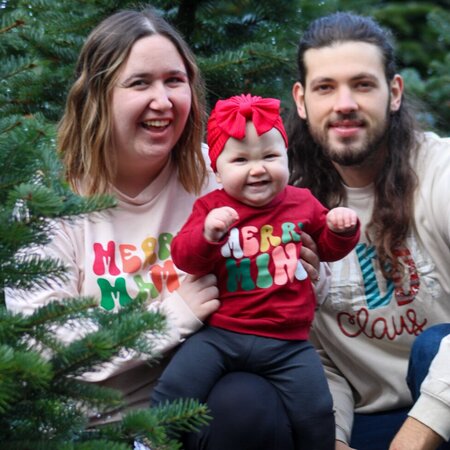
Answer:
215, 172, 222, 185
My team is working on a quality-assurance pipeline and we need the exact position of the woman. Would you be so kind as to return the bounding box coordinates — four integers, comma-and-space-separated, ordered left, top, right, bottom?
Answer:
7, 6, 313, 449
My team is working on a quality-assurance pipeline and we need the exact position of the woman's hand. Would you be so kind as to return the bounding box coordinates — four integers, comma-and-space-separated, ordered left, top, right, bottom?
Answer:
177, 273, 220, 321
299, 231, 320, 281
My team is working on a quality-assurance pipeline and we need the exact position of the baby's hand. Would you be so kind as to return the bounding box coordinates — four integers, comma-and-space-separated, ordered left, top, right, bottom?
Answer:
327, 207, 358, 234
204, 207, 239, 242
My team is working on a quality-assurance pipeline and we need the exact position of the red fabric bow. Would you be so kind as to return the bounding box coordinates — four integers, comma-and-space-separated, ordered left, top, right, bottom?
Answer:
207, 94, 288, 171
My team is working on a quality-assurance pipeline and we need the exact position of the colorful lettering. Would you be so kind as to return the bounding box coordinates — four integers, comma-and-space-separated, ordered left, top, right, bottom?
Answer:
273, 242, 299, 285
221, 227, 244, 258
119, 244, 141, 273
256, 253, 273, 288
281, 222, 301, 244
93, 241, 121, 276
134, 274, 159, 300
356, 243, 394, 309
150, 260, 180, 293
391, 248, 420, 305
141, 237, 157, 265
241, 225, 259, 257
97, 276, 133, 310
158, 233, 172, 260
260, 225, 281, 252
338, 307, 427, 339
226, 258, 255, 292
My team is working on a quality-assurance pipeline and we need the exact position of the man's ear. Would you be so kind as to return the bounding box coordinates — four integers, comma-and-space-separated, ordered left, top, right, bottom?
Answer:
390, 74, 403, 112
292, 82, 307, 119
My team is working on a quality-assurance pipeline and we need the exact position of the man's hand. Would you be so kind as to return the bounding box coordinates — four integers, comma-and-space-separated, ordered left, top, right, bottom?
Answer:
299, 231, 320, 281
389, 417, 445, 450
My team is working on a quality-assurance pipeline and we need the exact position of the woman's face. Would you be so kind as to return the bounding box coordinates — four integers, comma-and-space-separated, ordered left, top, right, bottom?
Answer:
111, 34, 192, 183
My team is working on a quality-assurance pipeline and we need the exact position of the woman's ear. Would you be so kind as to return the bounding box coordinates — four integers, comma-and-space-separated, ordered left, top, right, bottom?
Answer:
292, 82, 307, 119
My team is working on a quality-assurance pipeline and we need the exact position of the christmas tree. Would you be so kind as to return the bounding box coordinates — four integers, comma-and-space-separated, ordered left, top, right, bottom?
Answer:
0, 1, 209, 448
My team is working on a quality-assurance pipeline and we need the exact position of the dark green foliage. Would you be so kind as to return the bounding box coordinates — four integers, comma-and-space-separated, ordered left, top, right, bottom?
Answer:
2, 0, 446, 131
0, 293, 210, 449
371, 2, 450, 133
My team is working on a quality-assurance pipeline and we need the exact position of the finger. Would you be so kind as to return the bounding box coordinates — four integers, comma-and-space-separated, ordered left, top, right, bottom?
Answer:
198, 284, 219, 302
202, 299, 221, 316
195, 273, 217, 287
299, 240, 320, 269
299, 258, 319, 281
301, 231, 318, 253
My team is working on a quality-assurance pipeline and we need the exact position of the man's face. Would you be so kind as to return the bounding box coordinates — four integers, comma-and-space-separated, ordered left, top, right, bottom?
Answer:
292, 41, 403, 168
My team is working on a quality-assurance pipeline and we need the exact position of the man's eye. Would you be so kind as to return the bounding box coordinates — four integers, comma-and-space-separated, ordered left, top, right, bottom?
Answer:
355, 81, 375, 90
315, 84, 332, 92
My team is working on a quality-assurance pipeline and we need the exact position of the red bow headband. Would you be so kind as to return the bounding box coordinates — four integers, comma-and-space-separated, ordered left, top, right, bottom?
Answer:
207, 94, 288, 171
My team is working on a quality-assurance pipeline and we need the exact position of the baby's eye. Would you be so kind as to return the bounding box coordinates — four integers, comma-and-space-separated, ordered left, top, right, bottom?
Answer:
232, 157, 247, 163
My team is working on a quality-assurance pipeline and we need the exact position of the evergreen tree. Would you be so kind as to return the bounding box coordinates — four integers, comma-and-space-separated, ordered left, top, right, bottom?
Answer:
1, 1, 209, 448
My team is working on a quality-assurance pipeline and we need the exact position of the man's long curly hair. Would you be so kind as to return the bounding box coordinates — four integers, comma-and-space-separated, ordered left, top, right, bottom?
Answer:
287, 12, 421, 279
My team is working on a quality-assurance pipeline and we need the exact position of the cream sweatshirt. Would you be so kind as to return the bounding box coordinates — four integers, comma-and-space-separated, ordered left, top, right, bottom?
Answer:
310, 132, 450, 443
6, 154, 218, 417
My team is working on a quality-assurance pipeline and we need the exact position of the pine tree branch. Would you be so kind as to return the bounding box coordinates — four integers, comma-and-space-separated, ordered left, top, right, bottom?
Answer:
0, 20, 25, 35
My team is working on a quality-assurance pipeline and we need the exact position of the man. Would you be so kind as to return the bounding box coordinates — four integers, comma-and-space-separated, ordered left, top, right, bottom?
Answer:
286, 12, 450, 450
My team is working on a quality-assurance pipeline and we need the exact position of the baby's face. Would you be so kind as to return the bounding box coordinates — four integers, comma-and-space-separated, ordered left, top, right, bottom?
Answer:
215, 121, 289, 207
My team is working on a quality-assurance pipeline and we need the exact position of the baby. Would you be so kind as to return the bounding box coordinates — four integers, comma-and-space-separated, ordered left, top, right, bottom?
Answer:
152, 94, 360, 449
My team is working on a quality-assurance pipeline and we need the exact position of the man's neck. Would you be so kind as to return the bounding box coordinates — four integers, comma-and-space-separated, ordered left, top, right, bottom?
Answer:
332, 162, 377, 187
332, 147, 387, 188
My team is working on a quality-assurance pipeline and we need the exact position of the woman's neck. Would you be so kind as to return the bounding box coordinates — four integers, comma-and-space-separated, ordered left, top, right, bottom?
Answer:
113, 158, 170, 197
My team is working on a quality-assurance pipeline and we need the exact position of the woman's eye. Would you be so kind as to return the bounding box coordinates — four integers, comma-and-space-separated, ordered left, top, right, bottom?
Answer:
129, 79, 148, 88
167, 77, 184, 84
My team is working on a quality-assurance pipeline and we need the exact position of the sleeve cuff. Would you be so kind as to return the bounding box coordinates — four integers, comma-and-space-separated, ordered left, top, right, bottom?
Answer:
336, 426, 350, 444
160, 290, 204, 341
408, 393, 450, 441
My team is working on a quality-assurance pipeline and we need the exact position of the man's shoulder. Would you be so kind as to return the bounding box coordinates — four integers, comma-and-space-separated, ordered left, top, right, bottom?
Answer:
419, 131, 450, 153
415, 131, 450, 168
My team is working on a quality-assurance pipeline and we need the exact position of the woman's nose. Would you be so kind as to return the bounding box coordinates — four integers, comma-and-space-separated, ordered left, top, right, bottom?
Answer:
149, 83, 172, 111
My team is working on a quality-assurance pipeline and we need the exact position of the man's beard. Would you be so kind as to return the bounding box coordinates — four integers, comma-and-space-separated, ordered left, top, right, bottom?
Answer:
307, 110, 390, 167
